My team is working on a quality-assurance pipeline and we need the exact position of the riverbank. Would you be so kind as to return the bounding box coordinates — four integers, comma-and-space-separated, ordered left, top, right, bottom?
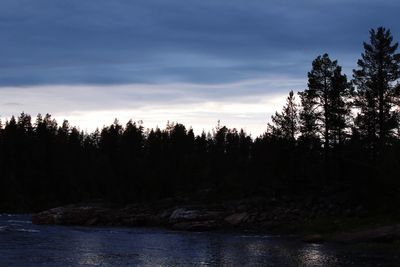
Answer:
31, 196, 400, 244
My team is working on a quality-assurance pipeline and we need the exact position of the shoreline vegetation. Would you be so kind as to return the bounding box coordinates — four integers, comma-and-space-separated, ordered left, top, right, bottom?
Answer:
2, 27, 400, 243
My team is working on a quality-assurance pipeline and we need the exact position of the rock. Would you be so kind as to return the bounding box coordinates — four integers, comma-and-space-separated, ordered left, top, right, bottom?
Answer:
332, 224, 400, 243
169, 208, 202, 222
224, 212, 248, 226
86, 217, 98, 226
169, 207, 222, 224
167, 207, 224, 231
32, 205, 115, 226
34, 198, 384, 235
303, 234, 325, 243
32, 207, 64, 225
160, 210, 173, 220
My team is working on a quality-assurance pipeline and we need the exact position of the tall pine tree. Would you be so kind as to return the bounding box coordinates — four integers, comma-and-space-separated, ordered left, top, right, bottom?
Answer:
353, 27, 400, 150
299, 54, 351, 149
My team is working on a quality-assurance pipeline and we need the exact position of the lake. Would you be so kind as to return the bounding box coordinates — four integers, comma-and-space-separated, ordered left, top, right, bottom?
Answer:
0, 214, 399, 266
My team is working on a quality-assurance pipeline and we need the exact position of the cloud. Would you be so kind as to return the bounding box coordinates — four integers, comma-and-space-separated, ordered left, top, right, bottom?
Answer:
3, 102, 22, 106
0, 0, 399, 87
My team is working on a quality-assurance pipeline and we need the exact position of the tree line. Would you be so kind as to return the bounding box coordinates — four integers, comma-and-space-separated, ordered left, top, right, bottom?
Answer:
1, 27, 400, 211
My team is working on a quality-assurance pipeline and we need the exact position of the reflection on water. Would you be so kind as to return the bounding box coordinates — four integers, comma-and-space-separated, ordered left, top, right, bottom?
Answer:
299, 244, 338, 266
1, 215, 400, 266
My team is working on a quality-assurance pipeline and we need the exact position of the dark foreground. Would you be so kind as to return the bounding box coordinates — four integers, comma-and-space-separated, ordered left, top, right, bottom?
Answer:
2, 214, 400, 266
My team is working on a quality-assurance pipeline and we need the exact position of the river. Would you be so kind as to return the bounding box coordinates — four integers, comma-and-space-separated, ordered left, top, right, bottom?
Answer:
0, 214, 399, 266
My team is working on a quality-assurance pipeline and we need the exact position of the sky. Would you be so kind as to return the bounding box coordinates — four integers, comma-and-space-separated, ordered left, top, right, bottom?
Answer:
1, 0, 400, 136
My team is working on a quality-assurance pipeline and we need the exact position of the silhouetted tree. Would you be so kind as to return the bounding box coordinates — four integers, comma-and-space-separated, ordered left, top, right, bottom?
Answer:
298, 89, 320, 147
353, 27, 400, 152
300, 54, 351, 150
268, 90, 298, 140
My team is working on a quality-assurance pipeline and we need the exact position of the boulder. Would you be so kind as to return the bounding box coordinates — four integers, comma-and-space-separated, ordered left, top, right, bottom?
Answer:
167, 207, 224, 231
32, 207, 68, 225
169, 208, 202, 222
169, 207, 222, 223
224, 212, 248, 226
32, 205, 117, 226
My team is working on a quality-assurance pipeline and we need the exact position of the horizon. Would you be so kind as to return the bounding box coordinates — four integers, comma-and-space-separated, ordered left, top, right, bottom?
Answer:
1, 0, 400, 135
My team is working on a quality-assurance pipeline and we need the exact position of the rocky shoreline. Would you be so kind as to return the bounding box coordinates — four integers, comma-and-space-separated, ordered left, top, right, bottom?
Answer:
32, 199, 268, 232
31, 197, 400, 244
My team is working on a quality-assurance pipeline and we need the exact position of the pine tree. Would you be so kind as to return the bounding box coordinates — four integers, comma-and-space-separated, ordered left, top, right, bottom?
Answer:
299, 54, 351, 149
268, 90, 298, 140
353, 27, 400, 149
17, 112, 33, 134
298, 89, 319, 141
328, 62, 353, 146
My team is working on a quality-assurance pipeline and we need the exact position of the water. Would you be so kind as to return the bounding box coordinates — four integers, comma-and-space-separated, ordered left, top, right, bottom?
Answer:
0, 215, 399, 266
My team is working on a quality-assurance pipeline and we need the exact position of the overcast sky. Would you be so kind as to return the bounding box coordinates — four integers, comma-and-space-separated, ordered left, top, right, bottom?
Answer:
1, 0, 399, 135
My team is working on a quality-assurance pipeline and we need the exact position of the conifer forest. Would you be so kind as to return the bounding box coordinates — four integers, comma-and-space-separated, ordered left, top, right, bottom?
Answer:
1, 27, 400, 212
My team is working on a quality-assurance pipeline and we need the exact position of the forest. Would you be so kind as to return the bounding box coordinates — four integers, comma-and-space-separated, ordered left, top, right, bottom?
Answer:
1, 27, 400, 212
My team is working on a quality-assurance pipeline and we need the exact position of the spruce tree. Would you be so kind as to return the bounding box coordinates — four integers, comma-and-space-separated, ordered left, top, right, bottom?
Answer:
268, 90, 298, 140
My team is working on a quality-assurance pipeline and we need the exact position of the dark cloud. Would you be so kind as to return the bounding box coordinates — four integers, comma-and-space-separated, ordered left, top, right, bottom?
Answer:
3, 102, 22, 106
0, 0, 399, 87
